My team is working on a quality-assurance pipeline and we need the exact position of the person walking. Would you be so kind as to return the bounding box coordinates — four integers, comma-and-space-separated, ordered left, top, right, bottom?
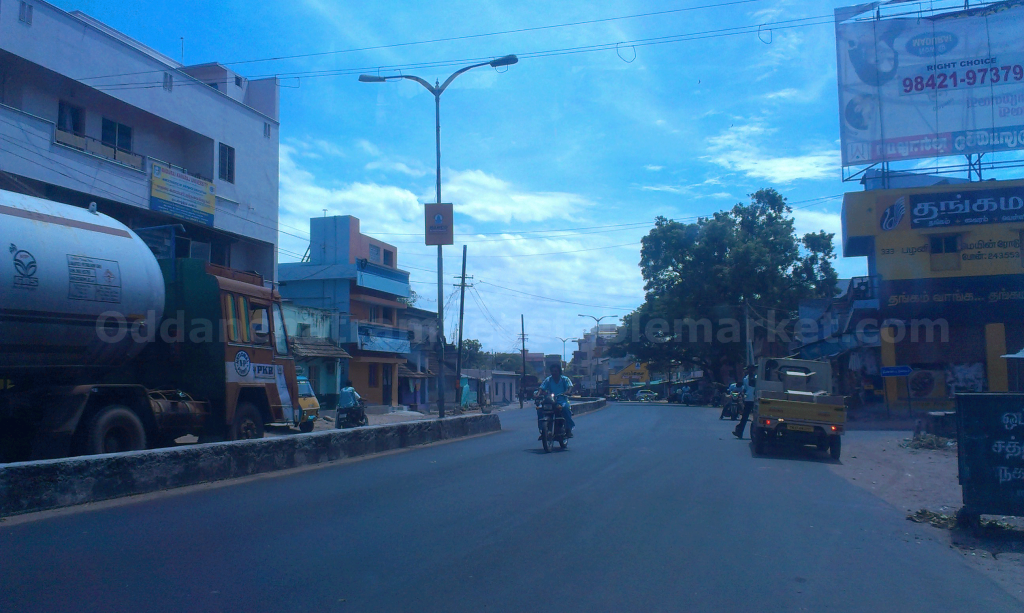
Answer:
733, 366, 757, 439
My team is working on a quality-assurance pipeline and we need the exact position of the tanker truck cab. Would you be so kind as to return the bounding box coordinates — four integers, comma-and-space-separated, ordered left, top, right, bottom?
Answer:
181, 262, 312, 439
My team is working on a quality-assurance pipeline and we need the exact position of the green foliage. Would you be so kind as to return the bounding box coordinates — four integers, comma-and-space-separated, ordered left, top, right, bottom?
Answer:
614, 188, 839, 377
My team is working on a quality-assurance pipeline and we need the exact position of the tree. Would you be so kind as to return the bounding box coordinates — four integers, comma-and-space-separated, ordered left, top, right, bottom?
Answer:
611, 188, 838, 380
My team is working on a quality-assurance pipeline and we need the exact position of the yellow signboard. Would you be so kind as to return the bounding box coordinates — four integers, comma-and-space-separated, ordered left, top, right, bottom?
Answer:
150, 161, 216, 227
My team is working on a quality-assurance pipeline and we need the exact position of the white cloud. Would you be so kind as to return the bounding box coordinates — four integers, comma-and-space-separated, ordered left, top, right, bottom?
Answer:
277, 145, 645, 353
645, 165, 664, 171
706, 121, 840, 183
439, 169, 593, 224
365, 160, 428, 178
762, 88, 802, 101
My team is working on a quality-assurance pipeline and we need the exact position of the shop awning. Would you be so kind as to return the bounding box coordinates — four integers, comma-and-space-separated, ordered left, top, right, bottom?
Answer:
289, 337, 352, 359
398, 365, 435, 378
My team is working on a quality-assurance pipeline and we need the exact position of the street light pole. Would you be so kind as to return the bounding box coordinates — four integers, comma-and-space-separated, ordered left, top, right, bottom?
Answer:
360, 55, 517, 419
557, 337, 574, 364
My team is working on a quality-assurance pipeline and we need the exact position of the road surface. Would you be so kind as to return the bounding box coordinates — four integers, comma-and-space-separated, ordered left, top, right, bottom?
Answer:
2, 403, 1020, 612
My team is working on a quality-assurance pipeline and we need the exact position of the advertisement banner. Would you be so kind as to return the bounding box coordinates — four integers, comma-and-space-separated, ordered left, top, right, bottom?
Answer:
424, 203, 454, 246
150, 161, 215, 227
880, 274, 1024, 318
909, 185, 1024, 228
836, 2, 1024, 166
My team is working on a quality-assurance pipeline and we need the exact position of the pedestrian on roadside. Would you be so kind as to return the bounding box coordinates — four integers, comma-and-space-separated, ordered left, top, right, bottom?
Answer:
733, 366, 757, 439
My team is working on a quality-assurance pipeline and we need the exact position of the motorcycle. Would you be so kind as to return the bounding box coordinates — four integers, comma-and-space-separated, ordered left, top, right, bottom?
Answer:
719, 390, 742, 420
336, 399, 369, 429
535, 392, 570, 453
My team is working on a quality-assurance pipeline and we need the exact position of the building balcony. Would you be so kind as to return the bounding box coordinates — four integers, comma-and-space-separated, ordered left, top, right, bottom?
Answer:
356, 259, 410, 297
337, 318, 411, 354
0, 103, 211, 209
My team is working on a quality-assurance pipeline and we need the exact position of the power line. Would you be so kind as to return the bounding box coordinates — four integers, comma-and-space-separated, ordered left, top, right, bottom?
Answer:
76, 0, 768, 85
476, 280, 637, 311
88, 13, 839, 93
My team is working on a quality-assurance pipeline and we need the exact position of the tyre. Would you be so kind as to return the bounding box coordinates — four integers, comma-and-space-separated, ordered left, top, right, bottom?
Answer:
230, 401, 265, 440
299, 420, 314, 433
85, 405, 147, 455
541, 419, 553, 453
829, 435, 842, 460
752, 427, 765, 455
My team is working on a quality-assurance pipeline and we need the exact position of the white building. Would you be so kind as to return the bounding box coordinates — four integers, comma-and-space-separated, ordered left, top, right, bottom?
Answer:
0, 1, 279, 278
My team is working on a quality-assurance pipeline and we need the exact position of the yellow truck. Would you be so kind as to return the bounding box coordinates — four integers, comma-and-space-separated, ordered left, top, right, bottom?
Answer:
750, 358, 847, 460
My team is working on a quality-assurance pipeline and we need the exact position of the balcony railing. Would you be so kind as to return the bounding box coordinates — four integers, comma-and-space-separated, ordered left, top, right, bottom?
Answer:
54, 128, 144, 171
337, 318, 412, 354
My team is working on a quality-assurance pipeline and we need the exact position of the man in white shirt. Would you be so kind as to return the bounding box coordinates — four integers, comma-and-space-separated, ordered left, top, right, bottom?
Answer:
733, 366, 757, 439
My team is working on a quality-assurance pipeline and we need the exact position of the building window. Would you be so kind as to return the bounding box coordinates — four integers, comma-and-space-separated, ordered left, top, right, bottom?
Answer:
368, 244, 381, 263
296, 323, 311, 338
163, 73, 173, 91
263, 122, 271, 138
57, 101, 84, 135
218, 143, 235, 183
235, 75, 243, 87
368, 305, 380, 323
19, 2, 32, 25
207, 82, 220, 91
383, 249, 394, 267
368, 364, 379, 387
929, 234, 961, 272
101, 118, 132, 152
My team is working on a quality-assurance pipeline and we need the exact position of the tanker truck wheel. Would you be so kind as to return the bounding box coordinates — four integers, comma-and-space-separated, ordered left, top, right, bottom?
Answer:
85, 405, 147, 455
231, 402, 265, 440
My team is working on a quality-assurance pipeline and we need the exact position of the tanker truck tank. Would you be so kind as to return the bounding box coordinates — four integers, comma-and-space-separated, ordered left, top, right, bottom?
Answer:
0, 190, 165, 380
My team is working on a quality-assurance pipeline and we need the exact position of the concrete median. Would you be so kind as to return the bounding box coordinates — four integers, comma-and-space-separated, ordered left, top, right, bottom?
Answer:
0, 413, 501, 518
572, 398, 607, 416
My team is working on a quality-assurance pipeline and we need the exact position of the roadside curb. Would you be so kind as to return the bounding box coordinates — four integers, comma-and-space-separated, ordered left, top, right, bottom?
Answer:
0, 413, 500, 517
573, 398, 607, 416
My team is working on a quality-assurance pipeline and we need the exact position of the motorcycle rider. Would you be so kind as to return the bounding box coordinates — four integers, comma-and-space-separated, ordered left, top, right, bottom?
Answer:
537, 363, 576, 438
336, 380, 361, 429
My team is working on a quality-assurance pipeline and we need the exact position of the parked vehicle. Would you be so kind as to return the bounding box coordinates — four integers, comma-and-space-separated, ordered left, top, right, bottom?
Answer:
535, 392, 569, 452
636, 390, 657, 402
336, 399, 368, 428
0, 191, 315, 462
295, 377, 320, 433
749, 357, 846, 459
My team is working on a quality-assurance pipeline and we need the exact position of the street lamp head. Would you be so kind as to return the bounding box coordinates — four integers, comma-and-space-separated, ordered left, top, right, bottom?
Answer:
358, 74, 388, 83
489, 55, 518, 68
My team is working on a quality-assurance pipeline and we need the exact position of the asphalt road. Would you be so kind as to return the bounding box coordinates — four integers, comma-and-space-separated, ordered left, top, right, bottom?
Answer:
2, 403, 1021, 613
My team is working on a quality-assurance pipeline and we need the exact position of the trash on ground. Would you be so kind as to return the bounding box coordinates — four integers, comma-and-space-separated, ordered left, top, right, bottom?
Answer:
900, 434, 956, 450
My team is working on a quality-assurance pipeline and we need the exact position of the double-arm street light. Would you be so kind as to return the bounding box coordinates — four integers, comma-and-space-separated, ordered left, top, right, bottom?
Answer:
579, 314, 617, 329
557, 337, 578, 365
360, 55, 518, 418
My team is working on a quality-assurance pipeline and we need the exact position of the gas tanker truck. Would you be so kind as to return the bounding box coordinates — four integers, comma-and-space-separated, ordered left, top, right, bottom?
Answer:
0, 190, 317, 462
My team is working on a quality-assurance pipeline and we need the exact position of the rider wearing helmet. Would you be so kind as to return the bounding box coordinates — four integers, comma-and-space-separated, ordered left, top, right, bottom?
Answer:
538, 363, 576, 438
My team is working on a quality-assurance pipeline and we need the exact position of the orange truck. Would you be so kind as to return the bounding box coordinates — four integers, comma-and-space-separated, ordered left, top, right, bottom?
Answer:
0, 191, 316, 462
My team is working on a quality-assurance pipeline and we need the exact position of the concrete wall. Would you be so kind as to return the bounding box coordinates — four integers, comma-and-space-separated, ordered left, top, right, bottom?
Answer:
0, 414, 501, 517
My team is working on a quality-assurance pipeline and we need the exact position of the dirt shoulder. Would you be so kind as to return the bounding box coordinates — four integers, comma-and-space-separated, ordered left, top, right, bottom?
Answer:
831, 432, 1024, 605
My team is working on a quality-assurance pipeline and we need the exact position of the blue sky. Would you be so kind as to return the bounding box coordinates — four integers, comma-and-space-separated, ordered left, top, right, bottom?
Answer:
56, 0, 867, 356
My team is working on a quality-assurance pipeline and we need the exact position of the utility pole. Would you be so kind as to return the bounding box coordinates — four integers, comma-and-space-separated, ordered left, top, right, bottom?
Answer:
358, 55, 518, 419
454, 245, 472, 407
744, 300, 754, 367
519, 315, 527, 409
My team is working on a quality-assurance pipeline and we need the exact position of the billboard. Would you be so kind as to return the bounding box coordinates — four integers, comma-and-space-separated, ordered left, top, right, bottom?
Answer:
424, 203, 454, 246
836, 2, 1024, 166
150, 161, 216, 227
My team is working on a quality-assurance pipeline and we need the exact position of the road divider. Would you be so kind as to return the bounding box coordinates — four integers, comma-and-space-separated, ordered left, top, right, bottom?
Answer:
572, 398, 607, 416
0, 414, 500, 517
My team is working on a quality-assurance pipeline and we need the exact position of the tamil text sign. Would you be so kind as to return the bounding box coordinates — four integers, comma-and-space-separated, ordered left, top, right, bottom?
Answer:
150, 161, 215, 227
836, 2, 1024, 166
909, 185, 1024, 228
424, 203, 453, 246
